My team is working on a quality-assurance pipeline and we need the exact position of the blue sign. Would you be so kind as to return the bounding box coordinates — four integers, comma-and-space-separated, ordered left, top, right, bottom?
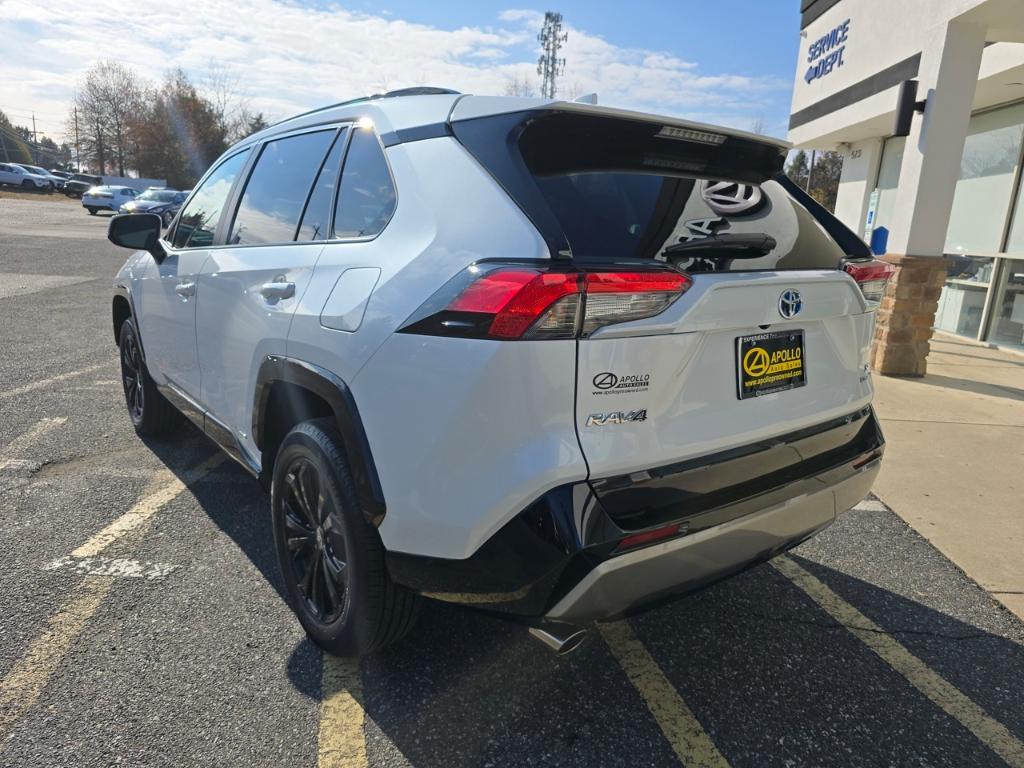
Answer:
805, 19, 849, 84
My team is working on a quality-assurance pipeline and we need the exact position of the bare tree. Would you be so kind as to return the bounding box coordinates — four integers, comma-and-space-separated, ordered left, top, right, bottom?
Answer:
69, 61, 146, 175
201, 64, 271, 143
504, 74, 537, 98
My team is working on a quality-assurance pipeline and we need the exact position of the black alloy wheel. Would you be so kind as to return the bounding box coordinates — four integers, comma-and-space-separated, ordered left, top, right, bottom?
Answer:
116, 317, 181, 435
120, 324, 145, 425
271, 420, 420, 656
281, 456, 348, 623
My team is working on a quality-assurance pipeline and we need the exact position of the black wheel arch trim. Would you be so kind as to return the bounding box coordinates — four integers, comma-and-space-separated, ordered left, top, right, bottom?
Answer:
112, 282, 146, 363
253, 356, 385, 526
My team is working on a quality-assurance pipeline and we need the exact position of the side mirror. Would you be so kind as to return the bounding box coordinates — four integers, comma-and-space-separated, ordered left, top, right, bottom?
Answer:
108, 213, 166, 261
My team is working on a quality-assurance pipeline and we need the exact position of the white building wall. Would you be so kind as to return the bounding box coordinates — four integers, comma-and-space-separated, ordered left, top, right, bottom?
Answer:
833, 137, 882, 235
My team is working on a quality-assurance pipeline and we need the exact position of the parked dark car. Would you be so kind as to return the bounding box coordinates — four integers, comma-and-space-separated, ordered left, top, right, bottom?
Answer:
64, 173, 103, 198
118, 187, 189, 227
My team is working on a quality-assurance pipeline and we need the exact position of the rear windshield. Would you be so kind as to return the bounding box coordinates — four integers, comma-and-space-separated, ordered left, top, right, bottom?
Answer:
534, 173, 846, 271
453, 110, 865, 271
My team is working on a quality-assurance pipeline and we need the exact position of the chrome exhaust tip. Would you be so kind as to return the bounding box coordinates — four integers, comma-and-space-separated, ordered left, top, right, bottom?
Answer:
529, 623, 588, 655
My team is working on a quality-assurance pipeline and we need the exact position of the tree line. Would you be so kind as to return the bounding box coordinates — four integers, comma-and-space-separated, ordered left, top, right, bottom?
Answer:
67, 61, 268, 188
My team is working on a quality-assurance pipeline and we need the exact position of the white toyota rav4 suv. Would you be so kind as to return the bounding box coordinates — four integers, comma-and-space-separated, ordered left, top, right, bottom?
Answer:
108, 88, 888, 656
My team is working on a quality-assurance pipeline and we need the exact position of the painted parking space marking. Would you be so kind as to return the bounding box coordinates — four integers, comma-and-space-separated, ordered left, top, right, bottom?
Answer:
0, 363, 109, 400
45, 555, 179, 581
0, 454, 224, 743
0, 575, 113, 738
318, 654, 368, 768
772, 555, 1024, 768
0, 417, 67, 456
852, 498, 888, 512
71, 454, 224, 558
600, 620, 731, 768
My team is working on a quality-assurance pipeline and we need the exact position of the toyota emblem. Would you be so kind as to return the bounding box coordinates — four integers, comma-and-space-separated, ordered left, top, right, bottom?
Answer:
778, 289, 802, 319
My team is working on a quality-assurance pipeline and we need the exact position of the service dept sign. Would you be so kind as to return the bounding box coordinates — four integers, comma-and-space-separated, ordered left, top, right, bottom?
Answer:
804, 19, 850, 84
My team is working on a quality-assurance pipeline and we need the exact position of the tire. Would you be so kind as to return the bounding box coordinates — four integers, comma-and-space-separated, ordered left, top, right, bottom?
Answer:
118, 317, 182, 436
21, 179, 32, 190
87, 207, 97, 215
271, 419, 420, 656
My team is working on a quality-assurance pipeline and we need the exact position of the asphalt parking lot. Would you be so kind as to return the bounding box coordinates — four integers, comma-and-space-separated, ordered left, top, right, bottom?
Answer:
2, 196, 1024, 768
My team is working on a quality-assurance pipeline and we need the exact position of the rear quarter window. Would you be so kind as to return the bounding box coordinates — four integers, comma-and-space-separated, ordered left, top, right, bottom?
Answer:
332, 128, 396, 239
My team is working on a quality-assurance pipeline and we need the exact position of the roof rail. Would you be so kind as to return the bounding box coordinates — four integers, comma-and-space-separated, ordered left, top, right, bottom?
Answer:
269, 87, 461, 128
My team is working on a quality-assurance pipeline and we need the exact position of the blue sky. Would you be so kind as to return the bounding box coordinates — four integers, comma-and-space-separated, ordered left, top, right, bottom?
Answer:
0, 1, 802, 142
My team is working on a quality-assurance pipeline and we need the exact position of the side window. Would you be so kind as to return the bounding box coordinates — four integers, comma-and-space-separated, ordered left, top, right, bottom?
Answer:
171, 150, 250, 249
229, 130, 336, 246
297, 129, 347, 241
333, 128, 396, 238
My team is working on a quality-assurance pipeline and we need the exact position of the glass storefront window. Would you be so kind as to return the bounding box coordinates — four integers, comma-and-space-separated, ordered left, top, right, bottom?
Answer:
986, 258, 1024, 349
872, 136, 905, 236
944, 103, 1024, 255
935, 255, 994, 339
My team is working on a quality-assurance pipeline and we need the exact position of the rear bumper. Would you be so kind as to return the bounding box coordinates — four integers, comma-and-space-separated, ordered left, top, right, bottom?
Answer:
386, 406, 884, 622
546, 458, 878, 623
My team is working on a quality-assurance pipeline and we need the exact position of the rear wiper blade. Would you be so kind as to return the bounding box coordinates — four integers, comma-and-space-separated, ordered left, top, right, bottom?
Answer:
662, 233, 777, 258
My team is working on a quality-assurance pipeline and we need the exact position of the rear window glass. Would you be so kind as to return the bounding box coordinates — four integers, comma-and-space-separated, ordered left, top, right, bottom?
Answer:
333, 128, 396, 238
229, 129, 336, 245
534, 173, 846, 270
297, 129, 347, 242
454, 110, 859, 271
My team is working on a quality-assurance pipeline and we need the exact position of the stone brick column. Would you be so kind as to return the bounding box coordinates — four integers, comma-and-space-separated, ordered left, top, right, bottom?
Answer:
870, 254, 948, 377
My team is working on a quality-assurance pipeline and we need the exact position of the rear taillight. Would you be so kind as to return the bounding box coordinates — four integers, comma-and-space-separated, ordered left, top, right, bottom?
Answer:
401, 265, 691, 340
844, 259, 895, 305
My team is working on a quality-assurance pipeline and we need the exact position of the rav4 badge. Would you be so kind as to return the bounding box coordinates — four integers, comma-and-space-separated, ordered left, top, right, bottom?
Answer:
586, 409, 648, 427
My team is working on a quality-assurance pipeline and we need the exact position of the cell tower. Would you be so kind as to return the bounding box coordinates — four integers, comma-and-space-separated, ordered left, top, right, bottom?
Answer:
537, 11, 567, 99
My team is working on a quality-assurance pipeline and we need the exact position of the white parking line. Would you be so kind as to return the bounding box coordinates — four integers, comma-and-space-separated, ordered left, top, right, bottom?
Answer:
45, 555, 179, 581
0, 364, 110, 400
773, 555, 1024, 768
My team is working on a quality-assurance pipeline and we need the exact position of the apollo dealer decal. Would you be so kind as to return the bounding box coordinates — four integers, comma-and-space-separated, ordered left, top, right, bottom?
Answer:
586, 371, 650, 427
591, 372, 650, 395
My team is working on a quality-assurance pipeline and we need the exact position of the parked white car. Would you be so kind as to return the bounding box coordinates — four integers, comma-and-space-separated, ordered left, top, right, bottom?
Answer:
14, 164, 64, 190
0, 162, 52, 190
107, 90, 889, 656
83, 185, 137, 214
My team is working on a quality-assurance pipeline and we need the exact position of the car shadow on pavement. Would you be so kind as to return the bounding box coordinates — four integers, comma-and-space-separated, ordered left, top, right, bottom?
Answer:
323, 556, 1024, 768
140, 423, 286, 604
912, 372, 1024, 402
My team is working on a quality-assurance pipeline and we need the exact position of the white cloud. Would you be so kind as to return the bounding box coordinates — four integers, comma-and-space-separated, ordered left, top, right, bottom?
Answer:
0, 1, 790, 142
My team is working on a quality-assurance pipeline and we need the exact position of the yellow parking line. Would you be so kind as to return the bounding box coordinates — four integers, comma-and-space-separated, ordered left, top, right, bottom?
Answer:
0, 455, 223, 743
600, 621, 731, 768
0, 363, 109, 400
72, 454, 223, 558
772, 555, 1024, 768
0, 575, 113, 737
318, 653, 368, 768
0, 417, 67, 459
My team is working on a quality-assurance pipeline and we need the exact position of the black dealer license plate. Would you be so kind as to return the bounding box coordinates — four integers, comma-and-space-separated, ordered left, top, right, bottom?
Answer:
736, 330, 806, 400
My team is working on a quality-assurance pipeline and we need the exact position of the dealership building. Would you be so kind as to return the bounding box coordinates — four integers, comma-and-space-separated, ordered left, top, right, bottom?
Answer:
790, 0, 1024, 373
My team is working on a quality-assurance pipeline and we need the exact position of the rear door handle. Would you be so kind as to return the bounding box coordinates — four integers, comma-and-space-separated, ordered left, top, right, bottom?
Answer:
175, 281, 196, 298
260, 281, 296, 300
